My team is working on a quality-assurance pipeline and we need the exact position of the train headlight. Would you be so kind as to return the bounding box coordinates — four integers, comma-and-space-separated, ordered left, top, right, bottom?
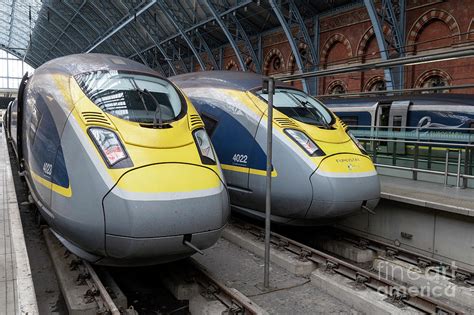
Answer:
193, 129, 216, 165
285, 129, 325, 156
88, 127, 128, 166
348, 131, 368, 155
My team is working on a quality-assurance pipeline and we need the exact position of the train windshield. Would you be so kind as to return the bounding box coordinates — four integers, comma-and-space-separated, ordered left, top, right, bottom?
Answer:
75, 70, 184, 124
257, 88, 334, 127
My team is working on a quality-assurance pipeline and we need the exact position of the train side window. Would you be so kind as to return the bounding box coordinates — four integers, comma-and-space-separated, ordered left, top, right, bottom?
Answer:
470, 122, 474, 134
393, 115, 402, 132
340, 116, 358, 126
200, 113, 218, 136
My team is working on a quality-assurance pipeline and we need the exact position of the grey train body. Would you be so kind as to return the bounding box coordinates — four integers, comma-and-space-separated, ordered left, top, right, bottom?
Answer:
5, 54, 229, 266
171, 71, 380, 225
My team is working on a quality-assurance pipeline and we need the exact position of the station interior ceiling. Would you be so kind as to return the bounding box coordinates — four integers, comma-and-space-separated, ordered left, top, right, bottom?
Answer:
1, 0, 359, 71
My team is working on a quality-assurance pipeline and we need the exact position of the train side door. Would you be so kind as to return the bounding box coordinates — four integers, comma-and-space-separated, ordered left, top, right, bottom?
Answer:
16, 73, 29, 170
375, 100, 410, 154
388, 101, 410, 154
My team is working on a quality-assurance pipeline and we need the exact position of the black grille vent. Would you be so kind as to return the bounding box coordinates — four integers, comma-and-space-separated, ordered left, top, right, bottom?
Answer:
81, 111, 111, 126
189, 114, 204, 129
274, 117, 299, 129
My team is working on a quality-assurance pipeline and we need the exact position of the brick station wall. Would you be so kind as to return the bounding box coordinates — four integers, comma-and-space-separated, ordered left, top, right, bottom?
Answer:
210, 0, 474, 95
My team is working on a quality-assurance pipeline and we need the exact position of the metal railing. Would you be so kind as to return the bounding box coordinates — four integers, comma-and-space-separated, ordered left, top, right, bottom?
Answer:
348, 125, 474, 188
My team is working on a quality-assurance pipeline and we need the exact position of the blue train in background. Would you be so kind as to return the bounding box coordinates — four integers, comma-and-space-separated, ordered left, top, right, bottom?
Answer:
321, 94, 474, 132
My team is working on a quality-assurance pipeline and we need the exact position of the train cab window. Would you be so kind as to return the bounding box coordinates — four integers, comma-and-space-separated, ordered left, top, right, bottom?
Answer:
200, 113, 218, 136
256, 88, 335, 128
75, 70, 186, 124
28, 104, 42, 143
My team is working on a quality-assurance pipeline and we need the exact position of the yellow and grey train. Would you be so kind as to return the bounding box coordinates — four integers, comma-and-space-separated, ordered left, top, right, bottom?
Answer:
171, 71, 380, 225
4, 54, 230, 266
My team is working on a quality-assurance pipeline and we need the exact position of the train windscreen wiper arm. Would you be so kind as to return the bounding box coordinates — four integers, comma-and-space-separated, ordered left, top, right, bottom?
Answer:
143, 88, 164, 129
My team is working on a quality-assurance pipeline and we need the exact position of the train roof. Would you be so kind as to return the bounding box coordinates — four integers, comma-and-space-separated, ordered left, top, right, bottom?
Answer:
34, 53, 160, 78
320, 94, 474, 107
171, 71, 289, 91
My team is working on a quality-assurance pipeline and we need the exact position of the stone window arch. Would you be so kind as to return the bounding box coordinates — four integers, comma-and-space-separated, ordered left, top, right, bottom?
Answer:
287, 43, 309, 74
406, 9, 461, 53
225, 59, 238, 71
357, 25, 393, 62
364, 76, 387, 92
263, 48, 285, 75
320, 33, 352, 68
326, 80, 347, 95
415, 69, 451, 93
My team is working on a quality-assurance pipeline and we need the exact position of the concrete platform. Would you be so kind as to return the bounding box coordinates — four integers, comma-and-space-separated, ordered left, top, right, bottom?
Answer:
380, 175, 474, 216
0, 130, 38, 314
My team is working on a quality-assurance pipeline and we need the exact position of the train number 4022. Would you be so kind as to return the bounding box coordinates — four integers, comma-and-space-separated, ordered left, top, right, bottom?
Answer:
232, 154, 248, 164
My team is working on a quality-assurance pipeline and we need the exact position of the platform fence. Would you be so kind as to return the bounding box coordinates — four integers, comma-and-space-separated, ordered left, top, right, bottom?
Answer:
349, 125, 474, 188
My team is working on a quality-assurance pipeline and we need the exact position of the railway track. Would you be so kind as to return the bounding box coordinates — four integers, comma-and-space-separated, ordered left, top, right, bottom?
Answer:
43, 227, 266, 315
338, 230, 474, 287
231, 219, 466, 314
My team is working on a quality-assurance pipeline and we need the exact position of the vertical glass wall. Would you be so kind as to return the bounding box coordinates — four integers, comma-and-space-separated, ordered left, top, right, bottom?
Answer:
0, 49, 34, 89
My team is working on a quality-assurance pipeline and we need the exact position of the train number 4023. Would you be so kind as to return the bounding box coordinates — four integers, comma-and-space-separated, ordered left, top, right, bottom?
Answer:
43, 162, 53, 176
232, 154, 248, 164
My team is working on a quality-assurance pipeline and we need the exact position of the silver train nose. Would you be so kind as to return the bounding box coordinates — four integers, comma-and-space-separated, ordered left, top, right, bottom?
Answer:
101, 163, 230, 266
307, 169, 380, 219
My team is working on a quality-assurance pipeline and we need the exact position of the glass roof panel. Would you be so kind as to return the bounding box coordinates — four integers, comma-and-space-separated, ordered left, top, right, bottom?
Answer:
0, 0, 42, 58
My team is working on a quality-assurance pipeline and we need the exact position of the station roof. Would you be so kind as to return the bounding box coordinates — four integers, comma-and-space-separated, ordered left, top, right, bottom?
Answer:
0, 0, 360, 69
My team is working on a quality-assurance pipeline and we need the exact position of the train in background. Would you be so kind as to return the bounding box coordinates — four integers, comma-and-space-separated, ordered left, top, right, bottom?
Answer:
4, 54, 230, 266
171, 71, 380, 225
321, 94, 474, 132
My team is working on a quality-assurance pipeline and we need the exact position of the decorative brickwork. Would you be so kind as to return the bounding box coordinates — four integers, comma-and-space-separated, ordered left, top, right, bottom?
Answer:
414, 69, 452, 88
263, 48, 285, 75
320, 33, 352, 67
406, 9, 461, 52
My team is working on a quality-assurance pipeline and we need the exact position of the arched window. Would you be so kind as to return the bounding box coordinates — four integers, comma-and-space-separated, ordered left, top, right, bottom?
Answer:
365, 77, 387, 92
271, 55, 282, 71
328, 84, 346, 95
326, 80, 347, 95
415, 69, 451, 94
421, 75, 449, 93
263, 49, 285, 75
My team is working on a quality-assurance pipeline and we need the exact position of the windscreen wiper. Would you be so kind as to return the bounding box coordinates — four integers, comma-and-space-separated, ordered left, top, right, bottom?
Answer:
135, 88, 150, 116
301, 99, 331, 129
285, 92, 331, 129
143, 88, 164, 129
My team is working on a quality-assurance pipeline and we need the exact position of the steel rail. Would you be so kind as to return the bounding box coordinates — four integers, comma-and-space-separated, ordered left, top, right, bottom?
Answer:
339, 232, 474, 286
191, 259, 267, 315
234, 222, 463, 314
83, 261, 120, 315
374, 163, 474, 180
357, 137, 474, 148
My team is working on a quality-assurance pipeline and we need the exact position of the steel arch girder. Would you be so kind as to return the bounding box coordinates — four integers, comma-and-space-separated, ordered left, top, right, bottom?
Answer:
156, 1, 206, 71
127, 1, 252, 67
269, 0, 319, 93
228, 13, 261, 72
166, 0, 219, 71
136, 12, 179, 75
84, 0, 157, 53
204, 0, 259, 72
364, 0, 405, 90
